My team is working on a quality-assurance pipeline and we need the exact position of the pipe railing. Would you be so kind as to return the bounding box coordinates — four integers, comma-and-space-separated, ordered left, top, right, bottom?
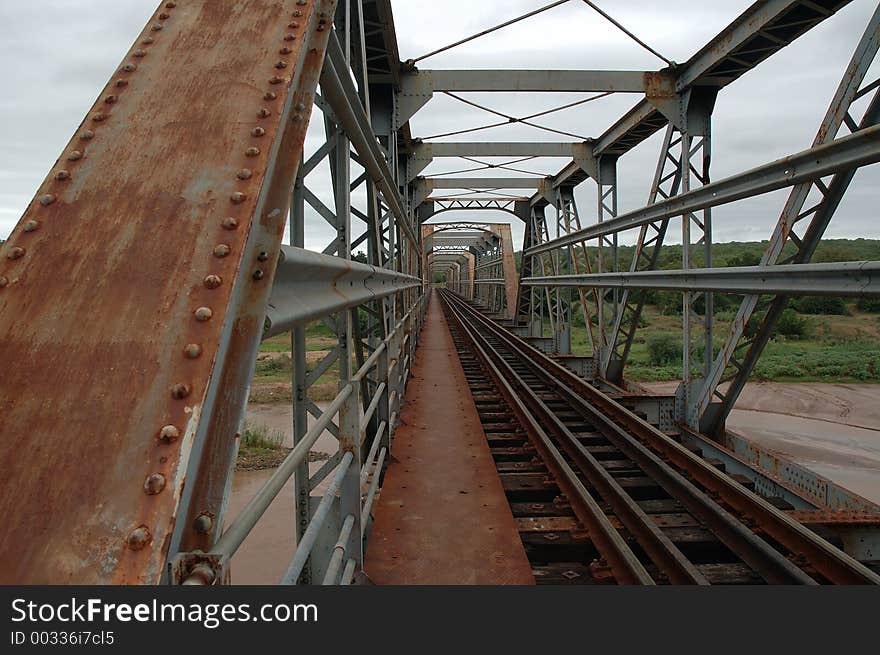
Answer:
182, 292, 428, 585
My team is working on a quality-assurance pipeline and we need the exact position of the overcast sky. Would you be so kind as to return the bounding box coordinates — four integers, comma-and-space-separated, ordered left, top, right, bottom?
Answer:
1, 0, 878, 253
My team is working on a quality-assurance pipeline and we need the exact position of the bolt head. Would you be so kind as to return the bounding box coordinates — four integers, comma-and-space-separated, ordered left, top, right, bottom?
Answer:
0, 276, 8, 288
144, 473, 166, 495
23, 220, 39, 233
257, 251, 269, 262
184, 343, 202, 359
194, 513, 214, 534
245, 147, 260, 157
151, 23, 164, 31
269, 76, 285, 85
257, 108, 271, 118
158, 424, 180, 443
165, 1, 177, 7
80, 130, 95, 140
122, 63, 137, 73
171, 382, 192, 399
133, 50, 147, 58
158, 12, 170, 20
251, 127, 266, 137
280, 47, 293, 55
203, 274, 222, 289
252, 269, 265, 281
230, 192, 247, 204
213, 244, 231, 258
263, 91, 277, 101
221, 217, 238, 230
115, 79, 129, 88
284, 34, 296, 41
55, 170, 71, 181
92, 113, 108, 122
39, 194, 56, 206
68, 150, 83, 161
7, 246, 25, 260
142, 37, 155, 44
194, 306, 213, 322
288, 21, 300, 28
126, 526, 151, 550
274, 61, 287, 69
236, 168, 252, 180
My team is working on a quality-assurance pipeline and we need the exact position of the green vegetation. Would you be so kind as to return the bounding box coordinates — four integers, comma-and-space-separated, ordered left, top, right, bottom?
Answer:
236, 422, 289, 470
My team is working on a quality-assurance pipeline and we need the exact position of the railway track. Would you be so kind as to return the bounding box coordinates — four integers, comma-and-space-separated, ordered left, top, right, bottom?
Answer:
438, 289, 880, 585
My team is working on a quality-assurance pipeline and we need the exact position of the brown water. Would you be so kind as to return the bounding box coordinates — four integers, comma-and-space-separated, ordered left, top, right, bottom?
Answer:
229, 383, 880, 582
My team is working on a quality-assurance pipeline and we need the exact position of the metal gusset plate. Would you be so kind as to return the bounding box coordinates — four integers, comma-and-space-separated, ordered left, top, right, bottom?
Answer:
0, 0, 335, 583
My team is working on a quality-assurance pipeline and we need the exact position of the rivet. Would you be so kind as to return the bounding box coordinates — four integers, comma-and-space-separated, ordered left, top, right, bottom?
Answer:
115, 79, 129, 88
257, 251, 269, 262
92, 113, 108, 122
317, 25, 324, 31
288, 21, 300, 28
142, 37, 155, 44
159, 424, 180, 443
296, 0, 307, 5
295, 102, 305, 112
194, 307, 213, 322
253, 269, 264, 280
292, 114, 303, 122
230, 191, 247, 204
126, 526, 151, 550
274, 61, 287, 69
68, 150, 83, 161
236, 168, 252, 180
251, 126, 266, 137
184, 343, 202, 359
213, 244, 231, 258
263, 91, 277, 101
23, 220, 39, 233
284, 34, 296, 41
144, 473, 166, 495
221, 217, 238, 230
245, 147, 260, 157
151, 24, 164, 31
194, 513, 214, 534
0, 276, 8, 288
269, 76, 285, 85
158, 12, 171, 20
8, 247, 25, 260
39, 194, 56, 206
293, 10, 302, 17
165, 1, 177, 7
122, 63, 137, 73
80, 130, 95, 140
133, 50, 147, 58
104, 94, 118, 104
280, 47, 293, 55
55, 170, 71, 181
171, 382, 192, 399
204, 274, 222, 289
257, 108, 271, 118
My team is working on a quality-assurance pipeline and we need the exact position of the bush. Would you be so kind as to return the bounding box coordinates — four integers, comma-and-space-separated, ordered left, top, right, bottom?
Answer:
790, 296, 850, 315
776, 309, 808, 338
856, 298, 880, 313
647, 333, 680, 366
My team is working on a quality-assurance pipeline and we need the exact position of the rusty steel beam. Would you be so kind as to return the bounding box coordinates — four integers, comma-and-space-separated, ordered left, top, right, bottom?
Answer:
0, 0, 336, 584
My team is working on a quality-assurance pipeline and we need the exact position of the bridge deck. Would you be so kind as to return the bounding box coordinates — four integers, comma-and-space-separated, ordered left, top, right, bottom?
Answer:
365, 291, 534, 584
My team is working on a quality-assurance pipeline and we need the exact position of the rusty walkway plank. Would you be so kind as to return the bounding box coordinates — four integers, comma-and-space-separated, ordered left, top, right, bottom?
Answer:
365, 291, 534, 584
0, 0, 334, 583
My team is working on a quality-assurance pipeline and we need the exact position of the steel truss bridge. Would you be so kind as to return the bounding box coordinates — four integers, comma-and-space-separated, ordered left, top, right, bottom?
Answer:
1, 0, 879, 585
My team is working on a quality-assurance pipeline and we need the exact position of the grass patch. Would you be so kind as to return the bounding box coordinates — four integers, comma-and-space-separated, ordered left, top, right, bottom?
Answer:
236, 422, 289, 471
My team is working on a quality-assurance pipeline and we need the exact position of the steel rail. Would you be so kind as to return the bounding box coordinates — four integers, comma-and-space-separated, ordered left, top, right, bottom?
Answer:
440, 290, 808, 584
440, 293, 654, 584
440, 290, 880, 584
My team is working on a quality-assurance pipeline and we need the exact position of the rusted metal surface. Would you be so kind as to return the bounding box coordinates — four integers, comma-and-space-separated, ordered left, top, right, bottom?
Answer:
0, 0, 333, 583
365, 293, 534, 585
